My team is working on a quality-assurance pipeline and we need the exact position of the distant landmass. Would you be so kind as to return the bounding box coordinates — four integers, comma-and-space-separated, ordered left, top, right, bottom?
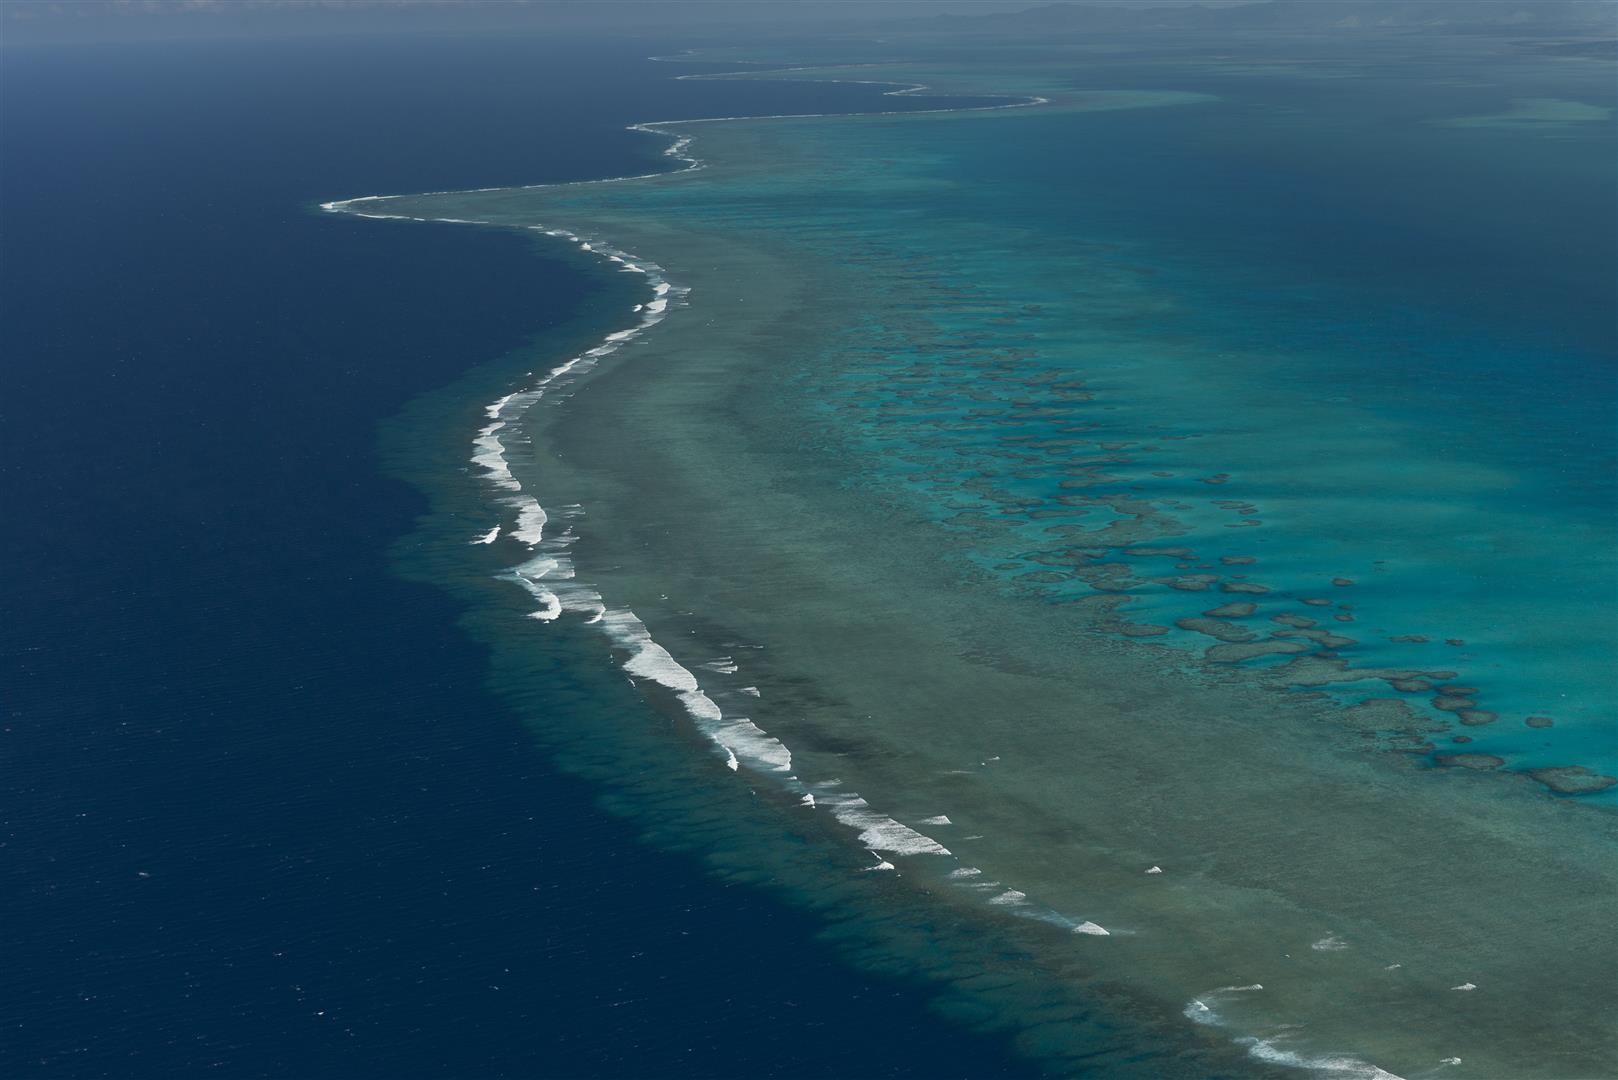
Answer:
918, 0, 1618, 34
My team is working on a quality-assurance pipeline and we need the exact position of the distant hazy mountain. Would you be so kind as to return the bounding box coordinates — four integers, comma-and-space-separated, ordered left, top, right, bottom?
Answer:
924, 0, 1617, 34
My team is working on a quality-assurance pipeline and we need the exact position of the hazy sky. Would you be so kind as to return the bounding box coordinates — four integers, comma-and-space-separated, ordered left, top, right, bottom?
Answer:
0, 0, 1255, 44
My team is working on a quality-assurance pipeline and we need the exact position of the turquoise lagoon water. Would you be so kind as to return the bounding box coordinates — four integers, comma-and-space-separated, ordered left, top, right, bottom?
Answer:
686, 39, 1618, 779
332, 36, 1617, 1080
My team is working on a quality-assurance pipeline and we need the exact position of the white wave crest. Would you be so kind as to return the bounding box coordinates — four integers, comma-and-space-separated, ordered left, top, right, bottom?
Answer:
819, 793, 951, 857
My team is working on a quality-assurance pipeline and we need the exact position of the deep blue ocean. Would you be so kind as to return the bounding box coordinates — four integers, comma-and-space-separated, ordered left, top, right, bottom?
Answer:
1, 36, 1034, 1078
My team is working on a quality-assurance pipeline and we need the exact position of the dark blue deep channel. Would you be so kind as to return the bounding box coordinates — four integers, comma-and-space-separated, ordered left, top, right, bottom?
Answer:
0, 35, 1034, 1079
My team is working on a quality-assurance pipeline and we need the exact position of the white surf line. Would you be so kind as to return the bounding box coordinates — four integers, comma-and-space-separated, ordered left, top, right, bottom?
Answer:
1185, 984, 1413, 1080
320, 48, 1120, 949
316, 205, 980, 874
318, 53, 1048, 218
331, 204, 1112, 935
321, 53, 1466, 1080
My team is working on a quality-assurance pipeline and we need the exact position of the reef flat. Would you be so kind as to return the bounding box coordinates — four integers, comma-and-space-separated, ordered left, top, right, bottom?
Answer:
333, 37, 1617, 1080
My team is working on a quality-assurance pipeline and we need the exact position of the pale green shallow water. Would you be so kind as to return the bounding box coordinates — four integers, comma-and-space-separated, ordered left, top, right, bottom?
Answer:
339, 44, 1616, 1080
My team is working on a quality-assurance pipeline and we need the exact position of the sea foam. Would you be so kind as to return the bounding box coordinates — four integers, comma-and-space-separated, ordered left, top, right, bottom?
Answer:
314, 59, 1143, 1056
